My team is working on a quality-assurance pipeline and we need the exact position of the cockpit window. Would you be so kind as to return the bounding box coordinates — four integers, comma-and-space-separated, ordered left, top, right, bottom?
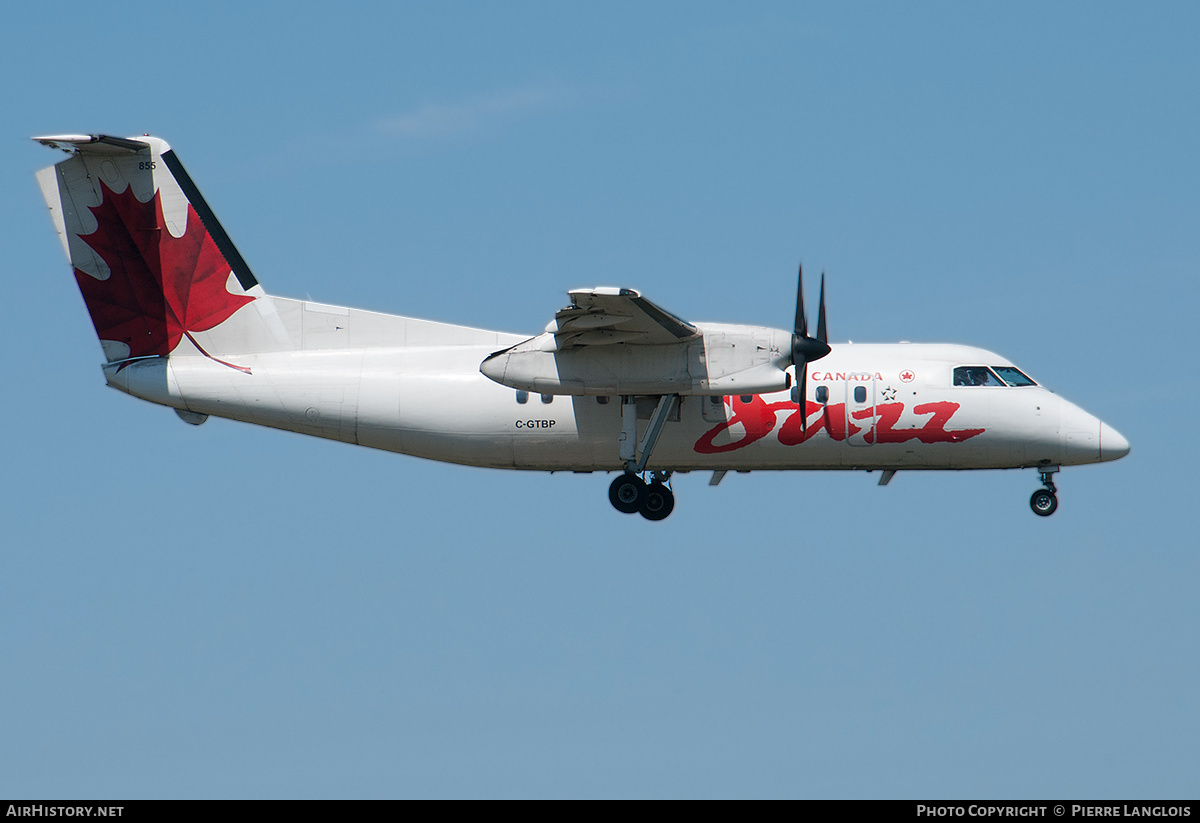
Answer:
992, 366, 1037, 387
953, 366, 1005, 387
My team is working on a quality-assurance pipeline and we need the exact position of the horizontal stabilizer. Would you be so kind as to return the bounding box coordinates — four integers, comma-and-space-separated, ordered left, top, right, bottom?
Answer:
34, 134, 152, 154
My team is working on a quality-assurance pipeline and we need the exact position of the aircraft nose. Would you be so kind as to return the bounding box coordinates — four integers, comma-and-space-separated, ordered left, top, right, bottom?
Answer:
1099, 421, 1130, 461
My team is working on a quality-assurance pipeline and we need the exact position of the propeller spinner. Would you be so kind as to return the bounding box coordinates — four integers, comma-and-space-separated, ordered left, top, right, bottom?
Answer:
791, 267, 831, 433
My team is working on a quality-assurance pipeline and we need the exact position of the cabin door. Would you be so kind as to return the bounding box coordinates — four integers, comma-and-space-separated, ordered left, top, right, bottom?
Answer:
845, 375, 876, 447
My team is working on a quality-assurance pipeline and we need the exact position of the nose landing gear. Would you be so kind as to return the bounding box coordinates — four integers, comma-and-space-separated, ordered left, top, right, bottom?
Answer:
609, 471, 675, 521
1030, 467, 1059, 516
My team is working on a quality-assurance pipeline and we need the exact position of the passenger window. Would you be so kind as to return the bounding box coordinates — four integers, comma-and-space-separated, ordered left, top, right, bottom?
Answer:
815, 385, 829, 404
540, 393, 554, 404
740, 395, 753, 404
596, 396, 610, 405
516, 390, 529, 404
854, 385, 867, 403
953, 366, 1005, 387
992, 366, 1037, 387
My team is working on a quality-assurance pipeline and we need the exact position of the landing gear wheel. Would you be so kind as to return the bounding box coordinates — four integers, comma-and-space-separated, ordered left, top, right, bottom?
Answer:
1030, 489, 1058, 517
609, 473, 647, 514
640, 482, 675, 521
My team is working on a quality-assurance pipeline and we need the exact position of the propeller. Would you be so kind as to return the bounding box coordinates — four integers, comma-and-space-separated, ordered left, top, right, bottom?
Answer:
791, 266, 831, 433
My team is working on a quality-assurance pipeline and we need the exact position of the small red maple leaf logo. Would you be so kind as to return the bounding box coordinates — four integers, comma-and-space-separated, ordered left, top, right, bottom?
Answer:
74, 180, 255, 364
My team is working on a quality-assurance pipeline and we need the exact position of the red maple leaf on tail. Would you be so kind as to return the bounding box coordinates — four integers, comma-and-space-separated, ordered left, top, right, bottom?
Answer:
74, 180, 255, 370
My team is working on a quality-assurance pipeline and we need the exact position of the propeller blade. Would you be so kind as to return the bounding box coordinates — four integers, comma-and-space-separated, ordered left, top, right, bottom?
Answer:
798, 360, 809, 434
789, 264, 831, 426
816, 273, 827, 344
793, 264, 807, 338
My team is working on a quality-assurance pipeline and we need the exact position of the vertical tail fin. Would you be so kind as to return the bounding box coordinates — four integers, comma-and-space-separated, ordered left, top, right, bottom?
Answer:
36, 134, 282, 365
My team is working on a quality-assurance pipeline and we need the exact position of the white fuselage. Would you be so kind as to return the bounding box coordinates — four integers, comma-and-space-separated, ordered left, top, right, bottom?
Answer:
102, 311, 1124, 474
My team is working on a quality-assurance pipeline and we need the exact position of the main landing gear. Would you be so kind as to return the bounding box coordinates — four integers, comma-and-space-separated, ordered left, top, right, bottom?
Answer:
608, 394, 680, 521
1030, 467, 1059, 517
609, 471, 675, 521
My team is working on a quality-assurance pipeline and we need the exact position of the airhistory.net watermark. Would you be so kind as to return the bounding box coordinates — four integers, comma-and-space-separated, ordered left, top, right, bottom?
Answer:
5, 807, 123, 817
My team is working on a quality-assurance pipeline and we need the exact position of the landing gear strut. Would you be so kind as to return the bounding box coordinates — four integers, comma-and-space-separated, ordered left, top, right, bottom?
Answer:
1030, 467, 1059, 517
609, 471, 675, 521
610, 394, 680, 521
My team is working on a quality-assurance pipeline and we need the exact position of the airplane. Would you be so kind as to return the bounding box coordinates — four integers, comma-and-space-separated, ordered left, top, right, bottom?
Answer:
34, 134, 1130, 521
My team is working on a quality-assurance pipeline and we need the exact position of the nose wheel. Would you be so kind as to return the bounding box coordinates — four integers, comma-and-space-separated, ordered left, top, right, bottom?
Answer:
609, 472, 675, 520
1030, 468, 1059, 517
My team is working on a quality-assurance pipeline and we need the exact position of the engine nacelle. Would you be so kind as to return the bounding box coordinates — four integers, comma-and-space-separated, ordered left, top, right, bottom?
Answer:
480, 323, 793, 396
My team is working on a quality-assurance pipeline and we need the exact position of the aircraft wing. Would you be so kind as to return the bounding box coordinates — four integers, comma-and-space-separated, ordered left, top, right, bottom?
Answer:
547, 288, 700, 347
482, 286, 790, 396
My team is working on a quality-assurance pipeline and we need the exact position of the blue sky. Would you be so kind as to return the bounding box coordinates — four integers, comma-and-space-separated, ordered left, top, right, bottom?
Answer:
2, 2, 1196, 798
